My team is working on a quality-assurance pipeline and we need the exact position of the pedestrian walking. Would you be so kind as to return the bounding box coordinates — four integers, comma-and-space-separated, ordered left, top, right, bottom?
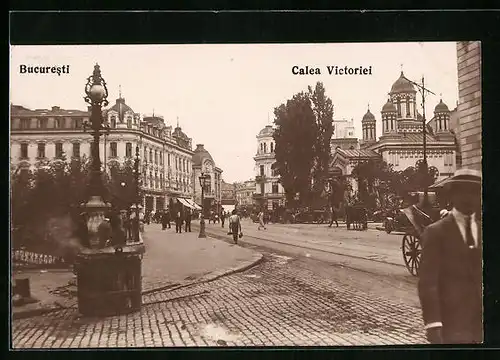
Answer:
328, 204, 339, 228
185, 208, 192, 232
162, 209, 171, 230
229, 209, 242, 244
175, 208, 183, 233
257, 210, 266, 230
221, 210, 226, 228
418, 169, 482, 344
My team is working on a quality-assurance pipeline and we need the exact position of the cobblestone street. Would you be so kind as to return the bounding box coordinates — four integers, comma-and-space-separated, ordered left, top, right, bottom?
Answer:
12, 250, 427, 348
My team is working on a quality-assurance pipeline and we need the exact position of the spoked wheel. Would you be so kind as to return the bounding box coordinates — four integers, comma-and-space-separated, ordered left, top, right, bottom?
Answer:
402, 234, 422, 276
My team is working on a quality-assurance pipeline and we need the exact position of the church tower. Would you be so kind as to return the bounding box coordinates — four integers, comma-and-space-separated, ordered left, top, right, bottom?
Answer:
381, 98, 398, 136
361, 107, 376, 147
433, 99, 455, 141
389, 71, 420, 132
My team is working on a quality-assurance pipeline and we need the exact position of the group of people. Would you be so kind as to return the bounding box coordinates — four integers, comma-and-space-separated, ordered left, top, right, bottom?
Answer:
158, 208, 193, 233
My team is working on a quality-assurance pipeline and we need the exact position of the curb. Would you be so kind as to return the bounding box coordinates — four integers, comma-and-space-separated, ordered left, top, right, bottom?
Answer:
12, 304, 66, 320
13, 237, 264, 319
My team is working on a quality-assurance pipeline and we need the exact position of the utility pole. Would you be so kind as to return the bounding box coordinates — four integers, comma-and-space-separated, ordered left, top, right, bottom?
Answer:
401, 74, 436, 207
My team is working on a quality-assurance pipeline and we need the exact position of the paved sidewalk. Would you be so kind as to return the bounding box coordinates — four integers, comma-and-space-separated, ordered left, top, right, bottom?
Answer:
11, 226, 262, 319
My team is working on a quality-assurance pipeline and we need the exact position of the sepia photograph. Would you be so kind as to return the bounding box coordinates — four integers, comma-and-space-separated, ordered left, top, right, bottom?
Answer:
9, 41, 482, 347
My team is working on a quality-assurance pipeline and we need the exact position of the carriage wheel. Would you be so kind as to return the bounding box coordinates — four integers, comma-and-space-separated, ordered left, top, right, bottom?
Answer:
402, 234, 422, 276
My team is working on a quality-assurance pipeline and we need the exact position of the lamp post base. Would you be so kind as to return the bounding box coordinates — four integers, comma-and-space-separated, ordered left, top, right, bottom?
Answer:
198, 217, 207, 238
81, 195, 111, 249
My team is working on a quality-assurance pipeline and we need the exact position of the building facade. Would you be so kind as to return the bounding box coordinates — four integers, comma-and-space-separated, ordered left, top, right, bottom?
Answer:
191, 144, 223, 216
330, 71, 457, 185
10, 95, 196, 213
456, 41, 481, 171
253, 125, 286, 210
235, 179, 256, 207
330, 118, 360, 150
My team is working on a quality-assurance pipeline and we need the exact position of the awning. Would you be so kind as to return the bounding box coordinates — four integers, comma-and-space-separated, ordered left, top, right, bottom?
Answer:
185, 199, 202, 210
429, 176, 452, 190
178, 198, 191, 208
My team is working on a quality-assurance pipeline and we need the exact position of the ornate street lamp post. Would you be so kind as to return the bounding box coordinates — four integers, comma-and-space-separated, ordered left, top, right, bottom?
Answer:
198, 173, 208, 238
81, 63, 111, 249
133, 144, 141, 242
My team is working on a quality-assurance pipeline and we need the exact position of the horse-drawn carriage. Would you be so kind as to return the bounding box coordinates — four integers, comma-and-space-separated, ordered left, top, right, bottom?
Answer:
398, 191, 445, 276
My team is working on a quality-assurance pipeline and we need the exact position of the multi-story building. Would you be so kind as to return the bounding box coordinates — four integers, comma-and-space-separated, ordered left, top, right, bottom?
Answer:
456, 41, 481, 171
330, 118, 360, 150
191, 144, 223, 216
10, 94, 196, 213
253, 125, 286, 210
235, 179, 255, 207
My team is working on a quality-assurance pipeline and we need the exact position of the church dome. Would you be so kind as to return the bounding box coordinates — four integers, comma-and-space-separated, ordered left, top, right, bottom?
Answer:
362, 109, 375, 122
192, 144, 214, 167
390, 71, 416, 94
381, 99, 397, 113
172, 126, 189, 141
258, 125, 274, 137
434, 99, 450, 113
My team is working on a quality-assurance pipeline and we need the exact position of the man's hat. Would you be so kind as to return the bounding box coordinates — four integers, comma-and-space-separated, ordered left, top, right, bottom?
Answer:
443, 168, 481, 189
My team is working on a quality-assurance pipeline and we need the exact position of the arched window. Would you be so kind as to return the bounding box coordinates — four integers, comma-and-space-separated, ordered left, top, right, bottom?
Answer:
397, 100, 401, 117
127, 116, 132, 128
406, 97, 411, 116
110, 115, 116, 128
270, 142, 274, 153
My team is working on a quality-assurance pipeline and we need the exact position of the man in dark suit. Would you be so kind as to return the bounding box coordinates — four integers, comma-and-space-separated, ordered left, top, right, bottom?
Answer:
184, 208, 192, 232
418, 169, 482, 344
175, 207, 183, 234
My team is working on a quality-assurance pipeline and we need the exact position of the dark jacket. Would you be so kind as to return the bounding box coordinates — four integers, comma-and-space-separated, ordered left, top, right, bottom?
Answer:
418, 213, 482, 343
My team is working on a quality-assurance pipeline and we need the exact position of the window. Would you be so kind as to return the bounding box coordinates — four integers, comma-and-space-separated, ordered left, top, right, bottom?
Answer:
73, 143, 80, 158
260, 183, 265, 194
149, 149, 153, 162
406, 98, 411, 116
20, 143, 28, 159
260, 165, 264, 176
111, 116, 117, 128
264, 143, 267, 153
270, 142, 274, 152
167, 153, 171, 166
37, 143, 45, 158
175, 157, 178, 170
55, 142, 63, 158
38, 118, 48, 129
154, 150, 158, 164
74, 118, 82, 129
272, 182, 279, 194
54, 118, 62, 129
126, 142, 132, 157
127, 116, 132, 128
144, 146, 147, 161
110, 142, 117, 157
397, 101, 401, 117
20, 119, 30, 129
160, 153, 163, 165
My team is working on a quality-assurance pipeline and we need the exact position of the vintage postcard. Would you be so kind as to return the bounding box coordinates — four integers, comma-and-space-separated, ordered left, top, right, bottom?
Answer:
10, 42, 482, 347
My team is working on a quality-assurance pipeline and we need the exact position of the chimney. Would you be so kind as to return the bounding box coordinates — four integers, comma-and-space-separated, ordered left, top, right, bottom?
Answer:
52, 106, 60, 111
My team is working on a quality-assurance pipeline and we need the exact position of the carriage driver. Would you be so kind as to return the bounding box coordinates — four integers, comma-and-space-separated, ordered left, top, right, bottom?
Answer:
417, 168, 482, 344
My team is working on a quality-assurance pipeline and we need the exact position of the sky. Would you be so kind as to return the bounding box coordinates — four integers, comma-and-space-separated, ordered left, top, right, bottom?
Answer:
10, 42, 459, 183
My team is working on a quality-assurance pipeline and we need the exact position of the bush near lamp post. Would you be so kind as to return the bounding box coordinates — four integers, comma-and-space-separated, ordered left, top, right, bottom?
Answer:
10, 156, 141, 258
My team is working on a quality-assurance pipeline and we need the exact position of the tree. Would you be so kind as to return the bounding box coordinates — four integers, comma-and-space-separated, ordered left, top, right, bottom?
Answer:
351, 159, 400, 210
105, 159, 143, 210
273, 91, 318, 206
309, 82, 334, 204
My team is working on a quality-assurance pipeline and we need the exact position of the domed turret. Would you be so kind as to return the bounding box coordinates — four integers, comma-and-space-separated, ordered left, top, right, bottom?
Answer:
381, 99, 397, 113
192, 144, 215, 167
433, 99, 451, 134
361, 106, 376, 145
434, 99, 450, 113
362, 109, 375, 122
258, 125, 274, 138
390, 71, 416, 94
